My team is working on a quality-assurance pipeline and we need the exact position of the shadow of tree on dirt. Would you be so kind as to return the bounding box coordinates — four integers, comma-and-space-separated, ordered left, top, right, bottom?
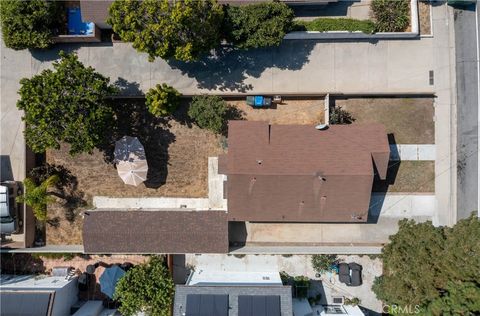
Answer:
29, 164, 87, 223
99, 98, 176, 189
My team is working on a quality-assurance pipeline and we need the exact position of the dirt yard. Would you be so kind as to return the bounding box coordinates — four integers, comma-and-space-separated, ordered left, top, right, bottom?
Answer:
227, 96, 325, 125
373, 161, 435, 193
334, 97, 435, 144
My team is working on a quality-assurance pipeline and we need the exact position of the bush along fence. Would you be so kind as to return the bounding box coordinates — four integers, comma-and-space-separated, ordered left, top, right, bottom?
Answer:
285, 0, 419, 40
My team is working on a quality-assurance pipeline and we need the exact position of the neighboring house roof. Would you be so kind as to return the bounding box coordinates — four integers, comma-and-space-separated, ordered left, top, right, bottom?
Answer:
82, 210, 229, 254
0, 292, 54, 316
173, 285, 293, 316
219, 121, 390, 223
79, 0, 337, 26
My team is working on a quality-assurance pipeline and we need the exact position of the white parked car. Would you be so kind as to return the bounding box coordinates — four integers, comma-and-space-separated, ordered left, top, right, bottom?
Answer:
0, 184, 20, 234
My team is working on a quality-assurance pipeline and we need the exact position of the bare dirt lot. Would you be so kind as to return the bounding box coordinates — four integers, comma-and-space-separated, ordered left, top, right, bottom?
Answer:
227, 96, 325, 125
334, 97, 435, 144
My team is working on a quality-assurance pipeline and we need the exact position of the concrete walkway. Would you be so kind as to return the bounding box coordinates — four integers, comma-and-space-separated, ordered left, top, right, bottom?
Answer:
390, 144, 435, 160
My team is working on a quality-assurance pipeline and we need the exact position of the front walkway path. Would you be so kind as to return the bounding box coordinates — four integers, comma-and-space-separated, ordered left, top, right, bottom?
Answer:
390, 144, 436, 160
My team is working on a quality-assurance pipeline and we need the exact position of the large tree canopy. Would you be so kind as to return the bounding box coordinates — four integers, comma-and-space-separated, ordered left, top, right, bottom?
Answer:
17, 52, 117, 155
0, 0, 60, 50
373, 215, 480, 315
114, 256, 174, 316
224, 2, 294, 49
108, 0, 224, 62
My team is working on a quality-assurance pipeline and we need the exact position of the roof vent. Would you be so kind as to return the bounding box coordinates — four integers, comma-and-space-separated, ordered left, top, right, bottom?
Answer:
256, 160, 263, 165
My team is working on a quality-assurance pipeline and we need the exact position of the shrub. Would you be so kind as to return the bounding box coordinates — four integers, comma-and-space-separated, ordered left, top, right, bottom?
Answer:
31, 252, 77, 261
16, 175, 59, 221
0, 0, 61, 50
371, 0, 410, 32
344, 297, 361, 306
311, 254, 337, 274
145, 84, 181, 117
329, 106, 355, 125
294, 18, 375, 34
108, 0, 224, 61
114, 256, 174, 316
188, 95, 228, 134
224, 2, 294, 49
17, 51, 117, 155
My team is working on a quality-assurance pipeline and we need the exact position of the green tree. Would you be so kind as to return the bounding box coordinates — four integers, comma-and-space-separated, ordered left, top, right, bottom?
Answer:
114, 256, 174, 316
0, 0, 60, 50
370, 0, 410, 33
16, 175, 59, 221
224, 2, 294, 49
311, 254, 337, 274
17, 51, 117, 155
373, 215, 480, 313
426, 282, 480, 316
108, 0, 224, 61
188, 95, 228, 134
146, 84, 181, 117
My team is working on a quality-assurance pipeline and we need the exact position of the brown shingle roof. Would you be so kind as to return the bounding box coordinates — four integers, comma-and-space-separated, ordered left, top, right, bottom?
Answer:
83, 210, 228, 254
221, 121, 390, 223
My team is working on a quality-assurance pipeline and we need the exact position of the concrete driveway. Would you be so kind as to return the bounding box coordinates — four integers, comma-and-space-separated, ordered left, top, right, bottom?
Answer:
27, 38, 435, 95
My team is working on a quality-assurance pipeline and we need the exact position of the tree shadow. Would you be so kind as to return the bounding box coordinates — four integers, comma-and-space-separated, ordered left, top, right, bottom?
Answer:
291, 1, 361, 19
222, 106, 245, 136
0, 253, 46, 275
29, 163, 87, 223
168, 41, 315, 92
46, 216, 60, 228
99, 98, 176, 189
113, 77, 143, 96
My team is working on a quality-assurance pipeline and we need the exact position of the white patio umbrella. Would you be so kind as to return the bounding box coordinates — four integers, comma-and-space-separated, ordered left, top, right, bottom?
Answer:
117, 160, 148, 186
114, 136, 148, 186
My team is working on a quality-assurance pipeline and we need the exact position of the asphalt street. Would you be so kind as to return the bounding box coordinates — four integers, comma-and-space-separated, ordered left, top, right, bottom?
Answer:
453, 3, 479, 219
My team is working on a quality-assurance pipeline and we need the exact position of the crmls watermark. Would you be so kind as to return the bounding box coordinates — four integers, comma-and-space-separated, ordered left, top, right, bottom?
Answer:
383, 305, 421, 314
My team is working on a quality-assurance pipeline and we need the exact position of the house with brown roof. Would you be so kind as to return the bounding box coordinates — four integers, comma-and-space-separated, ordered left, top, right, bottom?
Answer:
219, 121, 390, 223
81, 121, 389, 254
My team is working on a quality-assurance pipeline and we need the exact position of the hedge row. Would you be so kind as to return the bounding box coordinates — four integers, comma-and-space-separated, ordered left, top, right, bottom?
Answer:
294, 18, 376, 34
